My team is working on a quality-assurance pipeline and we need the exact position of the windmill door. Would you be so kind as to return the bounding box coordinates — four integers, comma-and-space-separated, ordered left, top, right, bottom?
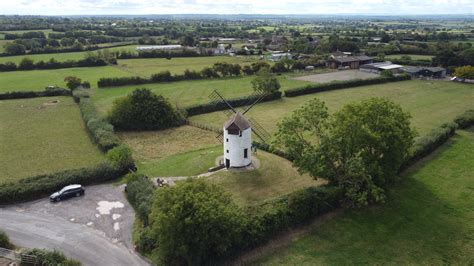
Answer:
225, 159, 230, 168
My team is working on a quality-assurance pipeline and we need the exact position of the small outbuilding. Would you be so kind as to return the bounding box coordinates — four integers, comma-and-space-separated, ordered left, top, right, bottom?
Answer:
269, 52, 292, 62
328, 55, 373, 69
360, 61, 404, 74
402, 67, 447, 79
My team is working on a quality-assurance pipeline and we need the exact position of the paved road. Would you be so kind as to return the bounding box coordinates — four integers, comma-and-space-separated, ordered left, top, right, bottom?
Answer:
0, 210, 149, 266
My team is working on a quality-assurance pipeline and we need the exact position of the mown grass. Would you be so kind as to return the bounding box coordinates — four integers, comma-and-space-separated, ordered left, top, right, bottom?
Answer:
0, 66, 132, 92
191, 80, 474, 137
92, 75, 311, 114
114, 56, 261, 76
0, 44, 137, 64
253, 129, 474, 265
207, 150, 325, 206
0, 96, 103, 183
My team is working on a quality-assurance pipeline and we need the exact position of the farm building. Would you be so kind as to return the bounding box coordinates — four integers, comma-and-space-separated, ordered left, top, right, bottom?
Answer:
328, 55, 373, 69
223, 113, 252, 168
360, 61, 404, 74
136, 45, 183, 51
402, 67, 447, 79
269, 52, 292, 61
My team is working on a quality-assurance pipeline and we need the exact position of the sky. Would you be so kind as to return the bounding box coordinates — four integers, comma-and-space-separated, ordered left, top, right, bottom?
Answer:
1, 0, 473, 16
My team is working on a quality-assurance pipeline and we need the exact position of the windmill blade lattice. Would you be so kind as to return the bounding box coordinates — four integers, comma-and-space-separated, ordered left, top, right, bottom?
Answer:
249, 118, 271, 143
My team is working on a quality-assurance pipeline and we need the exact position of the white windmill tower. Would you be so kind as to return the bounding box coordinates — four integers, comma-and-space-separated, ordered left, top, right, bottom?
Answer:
209, 90, 271, 169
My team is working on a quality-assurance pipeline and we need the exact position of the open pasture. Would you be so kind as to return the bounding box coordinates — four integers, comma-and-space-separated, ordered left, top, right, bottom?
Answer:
253, 129, 474, 265
293, 70, 379, 83
385, 54, 434, 60
0, 96, 103, 183
92, 75, 311, 114
0, 66, 132, 93
0, 44, 137, 64
191, 80, 474, 137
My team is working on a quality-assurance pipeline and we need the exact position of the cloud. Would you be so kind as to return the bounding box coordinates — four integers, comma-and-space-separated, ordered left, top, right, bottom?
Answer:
1, 0, 473, 15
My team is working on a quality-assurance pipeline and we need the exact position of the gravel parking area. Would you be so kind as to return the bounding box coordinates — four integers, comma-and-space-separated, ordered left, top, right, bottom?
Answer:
294, 70, 379, 83
5, 184, 135, 249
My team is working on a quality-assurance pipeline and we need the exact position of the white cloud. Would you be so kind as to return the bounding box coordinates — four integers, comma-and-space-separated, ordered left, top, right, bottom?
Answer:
1, 0, 473, 15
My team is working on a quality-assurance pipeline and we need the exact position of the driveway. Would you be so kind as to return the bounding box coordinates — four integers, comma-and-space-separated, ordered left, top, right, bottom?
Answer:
0, 184, 149, 266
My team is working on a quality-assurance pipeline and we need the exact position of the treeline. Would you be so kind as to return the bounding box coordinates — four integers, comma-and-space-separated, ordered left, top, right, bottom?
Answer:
97, 61, 271, 88
0, 56, 112, 72
284, 75, 411, 97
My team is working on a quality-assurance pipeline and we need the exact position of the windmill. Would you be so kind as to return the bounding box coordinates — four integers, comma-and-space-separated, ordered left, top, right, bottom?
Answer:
208, 88, 271, 169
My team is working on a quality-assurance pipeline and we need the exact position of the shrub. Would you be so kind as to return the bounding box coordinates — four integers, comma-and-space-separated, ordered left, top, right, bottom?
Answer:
20, 249, 80, 266
284, 75, 411, 97
0, 231, 13, 249
454, 110, 474, 129
106, 145, 134, 170
185, 91, 282, 117
78, 98, 121, 151
0, 88, 70, 100
125, 174, 155, 227
0, 163, 128, 204
454, 65, 474, 79
64, 76, 82, 90
401, 122, 457, 170
108, 88, 184, 131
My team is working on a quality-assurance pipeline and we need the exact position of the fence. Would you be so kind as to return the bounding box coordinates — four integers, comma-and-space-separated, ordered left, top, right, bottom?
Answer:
0, 247, 37, 265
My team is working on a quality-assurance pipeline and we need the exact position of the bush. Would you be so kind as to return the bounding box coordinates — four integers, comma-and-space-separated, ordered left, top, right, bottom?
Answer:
454, 110, 474, 129
64, 76, 83, 90
20, 249, 80, 266
106, 145, 134, 170
185, 91, 282, 116
78, 98, 121, 151
0, 162, 128, 204
401, 122, 457, 170
0, 231, 13, 249
0, 88, 70, 100
284, 75, 411, 97
125, 174, 155, 227
108, 88, 184, 131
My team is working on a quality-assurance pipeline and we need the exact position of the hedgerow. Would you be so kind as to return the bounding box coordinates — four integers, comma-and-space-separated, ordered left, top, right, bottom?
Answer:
21, 249, 81, 266
0, 162, 128, 205
0, 87, 70, 100
454, 109, 474, 129
284, 74, 411, 97
185, 91, 282, 117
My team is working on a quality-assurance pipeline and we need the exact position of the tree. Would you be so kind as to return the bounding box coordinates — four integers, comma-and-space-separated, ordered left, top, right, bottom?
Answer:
251, 68, 281, 93
18, 57, 35, 70
454, 65, 474, 79
148, 179, 247, 265
4, 43, 26, 55
64, 76, 82, 90
108, 88, 183, 130
274, 98, 416, 207
106, 145, 134, 170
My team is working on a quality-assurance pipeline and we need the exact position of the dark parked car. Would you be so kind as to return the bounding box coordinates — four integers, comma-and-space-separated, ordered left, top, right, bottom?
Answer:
50, 184, 85, 202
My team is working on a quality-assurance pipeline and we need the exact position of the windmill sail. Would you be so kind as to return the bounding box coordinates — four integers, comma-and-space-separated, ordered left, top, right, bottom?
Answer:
249, 118, 271, 143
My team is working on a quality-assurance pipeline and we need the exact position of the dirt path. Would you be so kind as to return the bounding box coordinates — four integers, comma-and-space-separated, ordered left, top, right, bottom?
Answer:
230, 209, 343, 265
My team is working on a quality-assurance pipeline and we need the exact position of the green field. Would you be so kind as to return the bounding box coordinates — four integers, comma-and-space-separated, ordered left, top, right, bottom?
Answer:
0, 40, 11, 53
208, 151, 325, 206
114, 56, 260, 76
0, 97, 103, 182
386, 54, 434, 60
0, 44, 137, 64
253, 129, 474, 265
0, 66, 132, 92
191, 80, 474, 137
92, 75, 311, 114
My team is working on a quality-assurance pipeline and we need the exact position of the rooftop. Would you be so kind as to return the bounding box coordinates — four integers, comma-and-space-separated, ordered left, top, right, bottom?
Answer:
224, 113, 251, 131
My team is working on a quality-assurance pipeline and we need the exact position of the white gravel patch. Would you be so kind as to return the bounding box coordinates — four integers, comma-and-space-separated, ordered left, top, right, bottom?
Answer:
112, 214, 121, 220
113, 222, 120, 232
87, 222, 94, 226
96, 201, 124, 215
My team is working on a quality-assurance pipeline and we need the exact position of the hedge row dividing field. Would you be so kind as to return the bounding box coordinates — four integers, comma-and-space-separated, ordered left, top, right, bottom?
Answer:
190, 80, 474, 137
0, 96, 103, 183
253, 129, 474, 265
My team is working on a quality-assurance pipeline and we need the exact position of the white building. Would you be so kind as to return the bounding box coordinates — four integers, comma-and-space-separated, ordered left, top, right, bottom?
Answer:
269, 52, 292, 62
223, 113, 252, 168
136, 45, 183, 51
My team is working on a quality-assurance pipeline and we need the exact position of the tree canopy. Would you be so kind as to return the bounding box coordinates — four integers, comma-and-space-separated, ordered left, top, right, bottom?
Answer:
274, 98, 416, 207
251, 68, 281, 93
108, 88, 183, 130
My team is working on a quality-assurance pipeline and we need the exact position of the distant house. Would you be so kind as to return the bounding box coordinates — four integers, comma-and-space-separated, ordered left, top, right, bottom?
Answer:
402, 67, 447, 79
269, 52, 292, 62
360, 61, 404, 74
328, 55, 373, 69
136, 45, 183, 51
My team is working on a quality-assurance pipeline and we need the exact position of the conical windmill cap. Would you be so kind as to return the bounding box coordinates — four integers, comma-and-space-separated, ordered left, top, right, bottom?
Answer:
224, 112, 251, 130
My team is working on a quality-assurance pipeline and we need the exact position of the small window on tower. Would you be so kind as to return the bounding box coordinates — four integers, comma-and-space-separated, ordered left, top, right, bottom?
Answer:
226, 138, 229, 142
244, 148, 248, 158
239, 131, 242, 137
226, 150, 229, 153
